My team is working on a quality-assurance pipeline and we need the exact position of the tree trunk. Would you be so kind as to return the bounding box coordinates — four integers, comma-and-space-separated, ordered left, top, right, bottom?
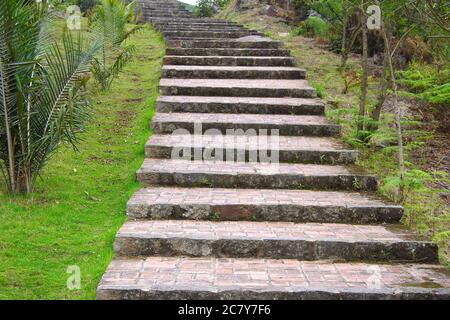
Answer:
382, 27, 406, 197
340, 14, 349, 69
371, 51, 388, 126
358, 2, 369, 132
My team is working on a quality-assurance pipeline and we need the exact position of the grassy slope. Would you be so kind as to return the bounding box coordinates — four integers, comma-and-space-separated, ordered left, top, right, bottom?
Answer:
0, 25, 165, 300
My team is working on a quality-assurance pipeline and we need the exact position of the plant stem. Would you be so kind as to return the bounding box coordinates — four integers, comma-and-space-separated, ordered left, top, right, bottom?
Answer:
382, 27, 406, 198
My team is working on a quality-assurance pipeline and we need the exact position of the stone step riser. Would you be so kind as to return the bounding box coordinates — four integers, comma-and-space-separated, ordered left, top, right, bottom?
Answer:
145, 145, 356, 165
114, 236, 437, 263
98, 287, 450, 300
141, 8, 190, 11
143, 12, 191, 17
147, 18, 231, 23
154, 23, 243, 28
151, 121, 340, 137
166, 48, 290, 56
143, 14, 193, 19
162, 32, 262, 39
163, 56, 295, 67
166, 40, 283, 49
161, 68, 305, 79
128, 202, 402, 224
159, 85, 316, 98
158, 25, 246, 29
137, 169, 377, 191
156, 99, 325, 115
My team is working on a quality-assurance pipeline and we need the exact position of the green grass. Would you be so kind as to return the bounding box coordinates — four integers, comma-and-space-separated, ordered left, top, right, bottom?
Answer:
0, 25, 165, 299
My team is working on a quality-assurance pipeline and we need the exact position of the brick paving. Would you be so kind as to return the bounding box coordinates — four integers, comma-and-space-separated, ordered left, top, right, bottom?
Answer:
129, 187, 398, 207
97, 257, 450, 300
117, 220, 410, 242
97, 0, 450, 299
138, 158, 364, 176
159, 78, 311, 90
147, 134, 354, 151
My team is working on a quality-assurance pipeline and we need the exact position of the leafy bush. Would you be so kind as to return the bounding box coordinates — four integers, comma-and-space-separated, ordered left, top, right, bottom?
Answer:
77, 0, 97, 12
194, 0, 229, 18
0, 0, 99, 193
90, 0, 141, 90
293, 16, 329, 38
397, 62, 450, 106
195, 0, 214, 17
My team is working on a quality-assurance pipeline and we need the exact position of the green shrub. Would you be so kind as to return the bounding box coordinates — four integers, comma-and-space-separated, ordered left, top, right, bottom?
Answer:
293, 16, 329, 38
397, 62, 450, 106
77, 0, 97, 12
195, 0, 229, 17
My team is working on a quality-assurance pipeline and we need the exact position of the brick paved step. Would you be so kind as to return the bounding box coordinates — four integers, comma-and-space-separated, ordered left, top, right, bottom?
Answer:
156, 96, 324, 115
98, 257, 450, 300
166, 39, 283, 49
140, 5, 189, 10
166, 47, 291, 56
151, 113, 339, 136
162, 65, 306, 79
145, 134, 357, 164
127, 187, 402, 224
162, 31, 261, 39
140, 5, 185, 9
163, 55, 295, 67
143, 12, 192, 17
153, 22, 243, 28
159, 79, 316, 98
148, 18, 234, 23
159, 27, 247, 32
137, 159, 377, 191
141, 8, 190, 13
112, 220, 438, 262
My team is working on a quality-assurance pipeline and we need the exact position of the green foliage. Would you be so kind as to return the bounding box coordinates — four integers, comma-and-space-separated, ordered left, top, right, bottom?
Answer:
0, 0, 100, 193
90, 0, 141, 90
194, 0, 229, 18
77, 0, 97, 12
294, 16, 329, 38
397, 62, 450, 106
312, 82, 327, 98
0, 25, 165, 298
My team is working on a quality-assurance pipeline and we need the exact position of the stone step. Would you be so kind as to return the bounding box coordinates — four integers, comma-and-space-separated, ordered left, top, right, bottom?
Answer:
145, 134, 357, 164
166, 47, 291, 56
151, 113, 339, 136
137, 159, 377, 191
140, 5, 189, 9
153, 21, 242, 27
112, 220, 438, 262
166, 39, 283, 49
159, 79, 316, 98
156, 96, 325, 115
162, 65, 306, 79
141, 8, 190, 13
159, 27, 247, 32
127, 187, 402, 224
98, 257, 450, 300
162, 31, 262, 39
144, 15, 193, 20
163, 55, 295, 67
148, 18, 233, 23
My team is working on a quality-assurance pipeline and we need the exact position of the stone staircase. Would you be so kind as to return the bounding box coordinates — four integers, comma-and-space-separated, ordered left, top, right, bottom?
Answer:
97, 0, 450, 300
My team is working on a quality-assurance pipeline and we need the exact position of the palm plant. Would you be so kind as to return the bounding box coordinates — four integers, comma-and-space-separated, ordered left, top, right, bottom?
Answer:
0, 0, 99, 193
90, 0, 141, 90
